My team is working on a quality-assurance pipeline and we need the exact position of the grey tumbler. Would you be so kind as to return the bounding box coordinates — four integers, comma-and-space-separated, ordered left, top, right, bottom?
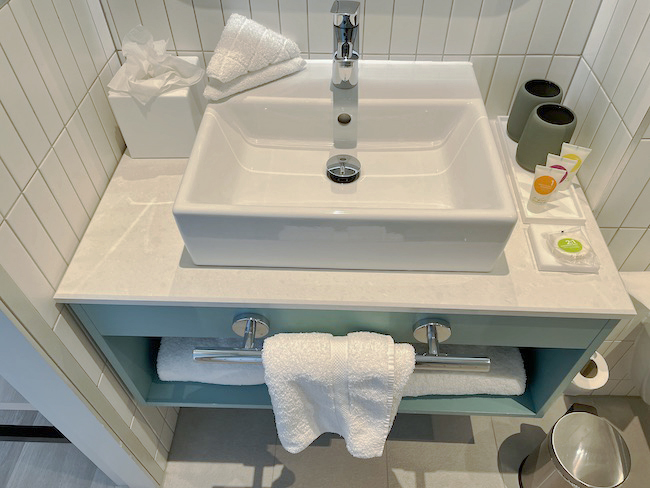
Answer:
507, 80, 563, 142
516, 104, 576, 172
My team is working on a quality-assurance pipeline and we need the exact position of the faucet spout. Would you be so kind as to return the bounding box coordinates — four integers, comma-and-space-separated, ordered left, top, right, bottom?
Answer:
331, 1, 360, 89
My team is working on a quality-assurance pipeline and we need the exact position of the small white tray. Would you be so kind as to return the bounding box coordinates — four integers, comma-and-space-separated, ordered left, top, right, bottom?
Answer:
493, 116, 586, 225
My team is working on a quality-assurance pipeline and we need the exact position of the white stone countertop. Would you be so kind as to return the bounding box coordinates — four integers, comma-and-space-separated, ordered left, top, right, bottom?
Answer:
54, 155, 635, 318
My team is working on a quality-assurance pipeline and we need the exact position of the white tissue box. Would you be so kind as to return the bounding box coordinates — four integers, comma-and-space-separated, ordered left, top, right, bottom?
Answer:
108, 56, 207, 159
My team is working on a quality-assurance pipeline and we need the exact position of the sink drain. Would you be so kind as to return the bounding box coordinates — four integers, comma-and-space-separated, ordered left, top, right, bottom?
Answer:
326, 155, 360, 183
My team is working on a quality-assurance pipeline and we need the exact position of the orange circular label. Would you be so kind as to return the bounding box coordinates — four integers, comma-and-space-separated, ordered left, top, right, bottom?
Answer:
534, 175, 557, 195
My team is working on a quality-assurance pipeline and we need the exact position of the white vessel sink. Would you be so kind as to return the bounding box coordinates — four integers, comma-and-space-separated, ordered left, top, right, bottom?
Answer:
173, 61, 516, 272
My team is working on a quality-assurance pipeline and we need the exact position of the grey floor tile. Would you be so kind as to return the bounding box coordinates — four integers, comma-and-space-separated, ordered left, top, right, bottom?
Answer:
6, 443, 98, 488
272, 433, 388, 488
89, 468, 118, 488
0, 410, 38, 425
0, 442, 24, 487
386, 415, 503, 488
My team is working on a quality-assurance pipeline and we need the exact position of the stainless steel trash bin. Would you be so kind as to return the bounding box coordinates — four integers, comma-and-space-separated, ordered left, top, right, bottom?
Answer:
520, 412, 631, 488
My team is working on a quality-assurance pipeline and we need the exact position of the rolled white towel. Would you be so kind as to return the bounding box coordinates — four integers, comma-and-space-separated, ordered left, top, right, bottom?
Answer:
207, 13, 301, 83
203, 57, 306, 101
156, 337, 265, 386
403, 345, 526, 397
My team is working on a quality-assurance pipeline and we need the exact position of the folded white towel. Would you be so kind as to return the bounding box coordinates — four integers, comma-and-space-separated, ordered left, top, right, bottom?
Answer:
403, 345, 526, 397
262, 332, 415, 458
207, 14, 301, 83
204, 57, 306, 101
157, 337, 265, 385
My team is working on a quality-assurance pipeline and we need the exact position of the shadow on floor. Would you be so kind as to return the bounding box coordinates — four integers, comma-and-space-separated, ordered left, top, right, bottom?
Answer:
497, 424, 546, 480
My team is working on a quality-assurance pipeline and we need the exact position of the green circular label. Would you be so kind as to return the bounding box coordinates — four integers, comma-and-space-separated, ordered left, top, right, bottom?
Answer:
557, 238, 583, 253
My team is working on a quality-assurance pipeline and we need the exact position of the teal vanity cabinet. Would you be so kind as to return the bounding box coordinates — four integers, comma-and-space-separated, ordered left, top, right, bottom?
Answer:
55, 158, 635, 419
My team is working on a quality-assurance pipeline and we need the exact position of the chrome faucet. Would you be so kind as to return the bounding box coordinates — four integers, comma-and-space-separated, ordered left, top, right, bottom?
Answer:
331, 1, 359, 89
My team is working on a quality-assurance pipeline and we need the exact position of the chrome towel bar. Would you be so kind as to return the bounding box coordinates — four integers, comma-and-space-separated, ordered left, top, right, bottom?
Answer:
192, 316, 491, 373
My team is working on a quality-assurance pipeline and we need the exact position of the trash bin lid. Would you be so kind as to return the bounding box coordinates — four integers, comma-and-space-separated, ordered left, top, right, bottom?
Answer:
551, 412, 631, 488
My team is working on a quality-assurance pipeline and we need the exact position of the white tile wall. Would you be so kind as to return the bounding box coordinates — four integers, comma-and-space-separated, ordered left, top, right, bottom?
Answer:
102, 0, 587, 115
0, 0, 175, 481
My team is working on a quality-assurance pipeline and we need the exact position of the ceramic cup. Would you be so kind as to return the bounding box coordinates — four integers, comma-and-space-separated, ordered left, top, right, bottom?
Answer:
507, 79, 563, 142
516, 103, 577, 173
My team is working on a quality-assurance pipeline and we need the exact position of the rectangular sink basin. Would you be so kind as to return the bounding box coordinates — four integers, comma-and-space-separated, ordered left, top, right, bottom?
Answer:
173, 61, 517, 272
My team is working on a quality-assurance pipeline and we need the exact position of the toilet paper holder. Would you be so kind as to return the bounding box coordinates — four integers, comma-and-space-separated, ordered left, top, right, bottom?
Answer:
193, 315, 491, 372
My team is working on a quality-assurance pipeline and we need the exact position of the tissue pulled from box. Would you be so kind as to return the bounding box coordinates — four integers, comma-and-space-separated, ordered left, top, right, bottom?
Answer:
108, 26, 204, 105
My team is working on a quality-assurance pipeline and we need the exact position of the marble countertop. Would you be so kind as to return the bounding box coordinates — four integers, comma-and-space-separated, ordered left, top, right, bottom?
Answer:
54, 155, 635, 318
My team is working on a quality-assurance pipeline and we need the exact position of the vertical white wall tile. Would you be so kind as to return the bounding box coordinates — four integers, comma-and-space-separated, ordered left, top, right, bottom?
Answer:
0, 46, 50, 164
53, 130, 100, 215
585, 123, 632, 208
546, 56, 579, 101
107, 0, 142, 44
390, 0, 423, 55
7, 196, 67, 288
485, 55, 524, 116
70, 0, 110, 72
623, 66, 650, 135
0, 7, 63, 142
511, 55, 552, 110
612, 22, 650, 116
575, 87, 609, 148
78, 95, 118, 178
0, 105, 37, 189
194, 0, 224, 52
578, 104, 620, 186
583, 0, 618, 66
417, 0, 452, 55
599, 227, 617, 245
52, 0, 98, 87
499, 0, 542, 55
444, 0, 481, 55
32, 0, 88, 103
53, 310, 104, 383
98, 368, 135, 424
597, 140, 650, 227
590, 0, 636, 77
622, 179, 650, 228
608, 228, 646, 268
0, 222, 59, 326
563, 58, 590, 108
620, 229, 650, 271
10, 0, 76, 122
101, 0, 122, 49
250, 0, 280, 32
86, 0, 116, 58
131, 410, 158, 457
527, 0, 570, 55
470, 55, 496, 101
164, 0, 202, 51
221, 0, 250, 19
90, 81, 126, 158
279, 0, 308, 52
415, 54, 442, 61
0, 159, 20, 217
135, 0, 175, 48
363, 0, 393, 54
471, 0, 510, 56
40, 148, 90, 237
67, 111, 109, 195
555, 0, 602, 56
601, 0, 650, 96
570, 71, 600, 141
24, 172, 79, 262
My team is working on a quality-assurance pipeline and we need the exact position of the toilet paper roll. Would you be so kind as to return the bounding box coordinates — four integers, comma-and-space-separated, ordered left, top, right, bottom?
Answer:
565, 352, 609, 395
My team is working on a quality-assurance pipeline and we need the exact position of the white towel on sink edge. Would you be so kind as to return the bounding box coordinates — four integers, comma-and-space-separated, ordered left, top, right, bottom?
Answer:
207, 13, 302, 83
262, 332, 415, 458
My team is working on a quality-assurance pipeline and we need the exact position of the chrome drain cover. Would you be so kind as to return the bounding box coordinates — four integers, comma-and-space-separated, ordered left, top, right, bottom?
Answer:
326, 155, 360, 183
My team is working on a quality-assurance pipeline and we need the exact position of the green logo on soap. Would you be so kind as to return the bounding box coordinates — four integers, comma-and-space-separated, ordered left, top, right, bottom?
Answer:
558, 238, 583, 253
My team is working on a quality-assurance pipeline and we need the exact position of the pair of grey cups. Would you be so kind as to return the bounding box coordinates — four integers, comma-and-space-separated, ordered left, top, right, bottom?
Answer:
508, 80, 576, 172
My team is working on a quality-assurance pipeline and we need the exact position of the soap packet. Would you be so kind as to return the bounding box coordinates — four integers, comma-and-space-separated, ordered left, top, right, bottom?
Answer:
544, 226, 599, 270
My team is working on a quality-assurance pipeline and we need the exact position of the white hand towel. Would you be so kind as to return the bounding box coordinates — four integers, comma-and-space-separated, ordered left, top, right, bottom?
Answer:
203, 57, 306, 101
207, 14, 301, 83
262, 332, 415, 458
157, 337, 265, 385
403, 345, 526, 397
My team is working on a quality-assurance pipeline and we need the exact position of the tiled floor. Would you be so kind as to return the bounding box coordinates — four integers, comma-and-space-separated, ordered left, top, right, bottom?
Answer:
0, 410, 116, 488
163, 396, 650, 488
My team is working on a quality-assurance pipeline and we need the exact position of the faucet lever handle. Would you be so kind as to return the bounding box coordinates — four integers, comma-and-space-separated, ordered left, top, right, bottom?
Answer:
331, 1, 360, 26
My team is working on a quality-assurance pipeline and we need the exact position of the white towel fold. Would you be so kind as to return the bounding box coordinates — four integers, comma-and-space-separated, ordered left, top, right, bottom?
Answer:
157, 337, 266, 385
203, 57, 306, 101
207, 14, 301, 83
262, 332, 415, 458
403, 345, 526, 397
